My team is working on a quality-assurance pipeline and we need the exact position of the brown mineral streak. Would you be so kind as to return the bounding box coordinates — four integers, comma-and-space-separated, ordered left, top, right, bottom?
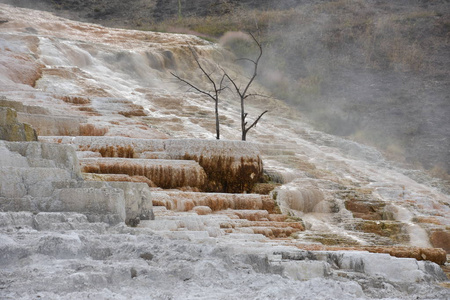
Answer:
183, 154, 262, 193
288, 243, 447, 265
80, 158, 206, 190
47, 138, 263, 193
59, 95, 91, 105
79, 145, 135, 158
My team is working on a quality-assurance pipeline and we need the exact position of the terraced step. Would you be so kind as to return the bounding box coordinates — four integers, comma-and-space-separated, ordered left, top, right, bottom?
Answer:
18, 113, 86, 136
255, 143, 298, 156
0, 211, 108, 233
0, 106, 37, 142
151, 190, 278, 213
1, 95, 91, 137
9, 186, 125, 224
212, 210, 292, 222
150, 190, 298, 239
40, 136, 164, 157
338, 188, 395, 220
0, 140, 153, 226
219, 219, 304, 238
245, 227, 301, 238
79, 157, 207, 190
41, 136, 263, 193
280, 239, 448, 266
214, 209, 270, 221
149, 206, 303, 239
90, 97, 147, 116
82, 172, 156, 187
0, 166, 72, 198
0, 97, 50, 115
1, 141, 82, 178
345, 219, 410, 244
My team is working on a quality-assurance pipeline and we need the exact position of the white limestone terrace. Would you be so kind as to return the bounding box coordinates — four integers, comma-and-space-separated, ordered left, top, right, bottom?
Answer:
1, 211, 448, 300
0, 3, 449, 299
41, 136, 264, 193
0, 140, 153, 225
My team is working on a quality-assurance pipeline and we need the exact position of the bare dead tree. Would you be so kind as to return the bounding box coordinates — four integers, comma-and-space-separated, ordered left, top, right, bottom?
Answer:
171, 45, 226, 140
171, 34, 267, 141
223, 32, 268, 141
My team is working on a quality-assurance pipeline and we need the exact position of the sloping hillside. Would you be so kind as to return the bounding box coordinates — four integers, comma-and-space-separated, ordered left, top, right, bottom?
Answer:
2, 0, 449, 176
0, 3, 449, 299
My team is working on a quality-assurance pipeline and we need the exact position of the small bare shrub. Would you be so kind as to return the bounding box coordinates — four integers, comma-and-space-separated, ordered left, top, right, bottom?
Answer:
79, 123, 108, 136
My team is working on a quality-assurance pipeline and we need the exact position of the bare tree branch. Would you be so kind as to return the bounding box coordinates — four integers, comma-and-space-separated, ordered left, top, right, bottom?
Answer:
244, 110, 268, 135
188, 44, 220, 94
241, 32, 263, 99
171, 45, 225, 140
219, 74, 227, 91
222, 32, 267, 141
223, 73, 243, 99
243, 93, 271, 100
236, 58, 257, 64
170, 72, 215, 101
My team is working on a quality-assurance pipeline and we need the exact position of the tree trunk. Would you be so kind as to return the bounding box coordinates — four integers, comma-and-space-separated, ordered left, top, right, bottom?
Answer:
215, 99, 220, 140
241, 98, 246, 141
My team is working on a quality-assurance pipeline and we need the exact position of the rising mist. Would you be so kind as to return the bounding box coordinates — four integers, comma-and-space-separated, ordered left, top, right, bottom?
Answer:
248, 1, 450, 175
3, 0, 449, 176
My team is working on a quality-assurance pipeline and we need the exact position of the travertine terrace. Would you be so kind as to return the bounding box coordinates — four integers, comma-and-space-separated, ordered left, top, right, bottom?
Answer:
0, 4, 449, 299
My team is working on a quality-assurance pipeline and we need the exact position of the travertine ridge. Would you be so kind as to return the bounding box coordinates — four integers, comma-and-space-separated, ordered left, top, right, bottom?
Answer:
0, 4, 448, 299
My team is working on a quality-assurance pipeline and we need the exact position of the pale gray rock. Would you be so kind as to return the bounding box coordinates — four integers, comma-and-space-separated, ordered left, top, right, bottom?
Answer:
281, 260, 332, 281
53, 187, 126, 224
0, 146, 28, 167
0, 233, 30, 266
40, 136, 165, 155
0, 211, 34, 228
0, 97, 49, 115
272, 179, 327, 214
0, 140, 153, 225
37, 232, 83, 259
17, 113, 85, 136
2, 141, 82, 178
278, 249, 449, 283
0, 211, 108, 233
33, 212, 85, 231
107, 181, 153, 223
0, 167, 28, 198
0, 211, 448, 299
0, 167, 71, 198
